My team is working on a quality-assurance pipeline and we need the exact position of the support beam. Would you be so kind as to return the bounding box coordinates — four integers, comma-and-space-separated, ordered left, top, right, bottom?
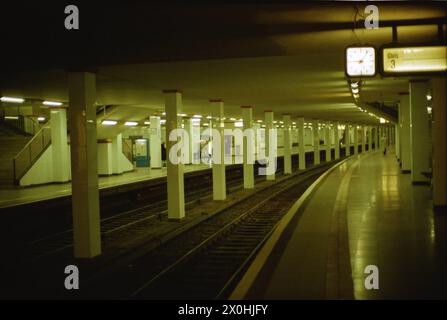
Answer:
50, 106, 69, 182
150, 116, 162, 168
164, 90, 185, 219
368, 126, 373, 153
362, 126, 367, 153
312, 120, 320, 165
211, 100, 226, 199
409, 80, 430, 184
283, 114, 292, 174
297, 117, 305, 170
354, 124, 359, 155
432, 77, 447, 209
345, 123, 351, 156
68, 71, 101, 258
333, 121, 340, 160
111, 133, 123, 174
324, 121, 331, 162
242, 106, 254, 188
265, 110, 276, 180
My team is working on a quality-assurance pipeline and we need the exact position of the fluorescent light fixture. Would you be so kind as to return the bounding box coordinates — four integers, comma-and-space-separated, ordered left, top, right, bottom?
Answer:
351, 88, 359, 94
380, 118, 386, 124
193, 115, 202, 118
43, 101, 62, 106
234, 121, 243, 128
229, 117, 236, 121
125, 121, 138, 126
426, 94, 432, 101
162, 112, 166, 116
427, 106, 432, 114
202, 123, 209, 126
257, 120, 262, 123
37, 117, 46, 122
1, 96, 24, 103
144, 121, 151, 125
160, 119, 166, 124
350, 82, 359, 88
206, 116, 212, 119
4, 116, 19, 120
102, 120, 117, 125
178, 113, 187, 117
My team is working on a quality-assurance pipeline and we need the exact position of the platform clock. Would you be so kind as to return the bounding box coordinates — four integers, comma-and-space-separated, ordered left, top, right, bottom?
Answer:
345, 46, 376, 77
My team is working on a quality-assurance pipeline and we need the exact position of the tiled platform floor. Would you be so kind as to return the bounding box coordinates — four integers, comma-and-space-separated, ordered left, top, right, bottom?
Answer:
242, 150, 447, 299
0, 164, 210, 208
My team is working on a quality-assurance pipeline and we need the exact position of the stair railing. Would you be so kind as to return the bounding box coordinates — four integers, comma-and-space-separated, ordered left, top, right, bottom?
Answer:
13, 121, 52, 185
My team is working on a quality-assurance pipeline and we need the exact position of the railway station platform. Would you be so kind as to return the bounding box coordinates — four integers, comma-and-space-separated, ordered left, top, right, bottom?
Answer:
233, 150, 447, 300
0, 164, 210, 208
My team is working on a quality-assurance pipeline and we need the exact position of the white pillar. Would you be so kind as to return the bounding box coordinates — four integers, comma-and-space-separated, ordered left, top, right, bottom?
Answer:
409, 80, 430, 184
164, 90, 185, 219
432, 77, 447, 209
50, 106, 69, 182
97, 140, 113, 175
265, 110, 276, 180
68, 71, 101, 258
368, 126, 373, 152
325, 121, 331, 161
362, 126, 367, 153
150, 116, 162, 168
297, 117, 305, 170
345, 123, 351, 156
191, 118, 201, 164
283, 114, 292, 174
183, 118, 193, 165
354, 124, 359, 155
399, 92, 411, 171
242, 106, 254, 188
211, 100, 226, 199
312, 120, 320, 165
111, 133, 123, 174
333, 121, 340, 160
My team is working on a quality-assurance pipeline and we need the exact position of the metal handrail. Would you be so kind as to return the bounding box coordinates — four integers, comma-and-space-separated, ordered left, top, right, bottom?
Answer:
13, 120, 52, 184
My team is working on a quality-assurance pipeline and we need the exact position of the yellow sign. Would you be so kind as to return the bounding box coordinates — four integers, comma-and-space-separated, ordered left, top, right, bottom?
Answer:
382, 45, 447, 75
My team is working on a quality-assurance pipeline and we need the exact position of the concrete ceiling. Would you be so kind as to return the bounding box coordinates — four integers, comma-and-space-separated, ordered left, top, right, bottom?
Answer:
1, 3, 445, 124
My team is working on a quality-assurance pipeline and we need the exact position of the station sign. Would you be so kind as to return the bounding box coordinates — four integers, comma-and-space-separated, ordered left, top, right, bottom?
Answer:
380, 44, 447, 76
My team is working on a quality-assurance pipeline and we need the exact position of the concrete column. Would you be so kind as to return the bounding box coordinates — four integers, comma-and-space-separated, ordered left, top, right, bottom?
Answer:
362, 126, 367, 153
68, 71, 101, 258
368, 126, 373, 152
210, 100, 226, 199
97, 140, 113, 175
111, 133, 123, 174
409, 80, 430, 184
297, 117, 305, 170
265, 110, 276, 180
191, 118, 201, 164
242, 106, 254, 188
325, 122, 331, 161
354, 125, 359, 155
50, 106, 69, 182
345, 123, 351, 156
432, 77, 447, 209
333, 121, 340, 160
395, 122, 400, 162
164, 90, 185, 219
149, 116, 162, 168
312, 120, 320, 165
283, 114, 292, 174
399, 92, 411, 171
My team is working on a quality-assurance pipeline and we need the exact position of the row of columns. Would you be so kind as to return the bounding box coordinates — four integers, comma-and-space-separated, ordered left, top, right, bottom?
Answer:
70, 71, 446, 260
396, 78, 447, 210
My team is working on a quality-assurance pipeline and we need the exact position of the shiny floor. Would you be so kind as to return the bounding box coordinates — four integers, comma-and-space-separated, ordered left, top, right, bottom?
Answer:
0, 164, 210, 208
244, 149, 447, 299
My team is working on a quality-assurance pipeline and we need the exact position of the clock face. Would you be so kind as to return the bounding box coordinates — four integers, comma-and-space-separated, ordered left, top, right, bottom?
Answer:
346, 47, 376, 77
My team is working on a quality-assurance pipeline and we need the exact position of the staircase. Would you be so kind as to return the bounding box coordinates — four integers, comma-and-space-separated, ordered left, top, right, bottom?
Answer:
0, 124, 31, 186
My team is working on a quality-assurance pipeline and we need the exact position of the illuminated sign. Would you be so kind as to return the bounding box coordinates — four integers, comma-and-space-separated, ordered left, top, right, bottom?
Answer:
381, 45, 447, 75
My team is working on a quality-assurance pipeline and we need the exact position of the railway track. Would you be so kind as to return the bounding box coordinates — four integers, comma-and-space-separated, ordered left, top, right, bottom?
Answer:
23, 167, 271, 260
83, 160, 337, 299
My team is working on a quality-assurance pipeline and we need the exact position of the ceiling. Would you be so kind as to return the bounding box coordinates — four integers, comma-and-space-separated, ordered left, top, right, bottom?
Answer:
1, 2, 445, 124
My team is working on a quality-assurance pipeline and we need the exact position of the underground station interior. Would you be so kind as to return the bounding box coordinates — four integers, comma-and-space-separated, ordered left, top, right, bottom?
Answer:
0, 2, 447, 302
